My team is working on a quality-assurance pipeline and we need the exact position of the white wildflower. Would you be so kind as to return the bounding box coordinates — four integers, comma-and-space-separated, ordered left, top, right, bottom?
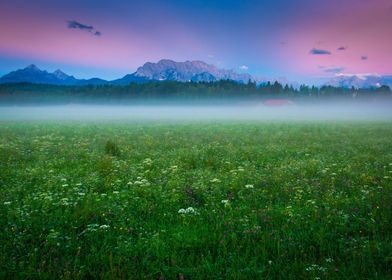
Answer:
221, 200, 230, 207
237, 167, 245, 172
178, 207, 198, 215
99, 225, 110, 230
185, 207, 196, 214
143, 158, 153, 165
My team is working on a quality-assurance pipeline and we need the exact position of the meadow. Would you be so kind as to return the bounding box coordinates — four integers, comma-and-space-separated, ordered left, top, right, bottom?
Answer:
1, 121, 392, 279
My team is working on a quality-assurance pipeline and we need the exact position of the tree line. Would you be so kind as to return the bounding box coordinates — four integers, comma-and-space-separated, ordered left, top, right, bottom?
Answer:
0, 80, 391, 104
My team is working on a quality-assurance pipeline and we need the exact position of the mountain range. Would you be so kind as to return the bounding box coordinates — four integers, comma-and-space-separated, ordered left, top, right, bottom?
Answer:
0, 60, 252, 86
0, 59, 391, 89
325, 73, 392, 89
0, 64, 108, 86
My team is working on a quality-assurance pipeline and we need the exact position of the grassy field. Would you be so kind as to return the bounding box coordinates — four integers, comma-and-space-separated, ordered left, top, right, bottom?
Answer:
1, 122, 392, 279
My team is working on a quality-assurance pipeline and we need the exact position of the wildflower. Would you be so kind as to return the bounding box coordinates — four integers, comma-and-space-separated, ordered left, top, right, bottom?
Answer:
85, 224, 100, 232
185, 207, 196, 214
99, 225, 110, 230
141, 179, 151, 186
178, 207, 198, 215
221, 200, 230, 207
143, 158, 153, 165
245, 184, 254, 189
268, 260, 272, 265
61, 198, 70, 205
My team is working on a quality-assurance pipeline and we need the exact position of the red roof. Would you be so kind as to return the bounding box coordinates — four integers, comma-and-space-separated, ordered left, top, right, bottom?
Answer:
263, 99, 294, 106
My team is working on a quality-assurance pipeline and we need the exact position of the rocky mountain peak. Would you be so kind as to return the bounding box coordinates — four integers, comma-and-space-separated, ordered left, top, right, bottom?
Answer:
25, 64, 41, 71
53, 69, 69, 80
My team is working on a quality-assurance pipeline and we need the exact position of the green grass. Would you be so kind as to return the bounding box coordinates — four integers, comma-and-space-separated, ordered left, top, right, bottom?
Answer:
1, 122, 392, 279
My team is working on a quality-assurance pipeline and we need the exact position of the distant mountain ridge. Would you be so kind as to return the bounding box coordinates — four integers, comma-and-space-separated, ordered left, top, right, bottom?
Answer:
325, 73, 392, 89
131, 59, 252, 83
0, 60, 253, 86
1, 60, 391, 89
0, 64, 108, 86
0, 64, 75, 85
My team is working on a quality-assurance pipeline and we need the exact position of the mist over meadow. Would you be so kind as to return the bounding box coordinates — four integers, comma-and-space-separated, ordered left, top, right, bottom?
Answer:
1, 103, 392, 122
1, 79, 392, 122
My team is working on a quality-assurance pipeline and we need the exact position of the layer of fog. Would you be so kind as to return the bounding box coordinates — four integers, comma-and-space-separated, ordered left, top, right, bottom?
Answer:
0, 104, 392, 122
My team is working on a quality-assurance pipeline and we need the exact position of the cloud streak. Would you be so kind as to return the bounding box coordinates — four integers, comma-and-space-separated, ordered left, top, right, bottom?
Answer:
67, 20, 101, 36
320, 66, 345, 73
310, 48, 331, 55
318, 65, 346, 74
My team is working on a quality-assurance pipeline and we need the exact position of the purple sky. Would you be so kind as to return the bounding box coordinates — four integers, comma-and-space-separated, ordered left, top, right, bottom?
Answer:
0, 0, 391, 83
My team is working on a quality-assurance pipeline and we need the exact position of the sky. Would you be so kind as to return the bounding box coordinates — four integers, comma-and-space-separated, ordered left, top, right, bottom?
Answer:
0, 0, 391, 83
